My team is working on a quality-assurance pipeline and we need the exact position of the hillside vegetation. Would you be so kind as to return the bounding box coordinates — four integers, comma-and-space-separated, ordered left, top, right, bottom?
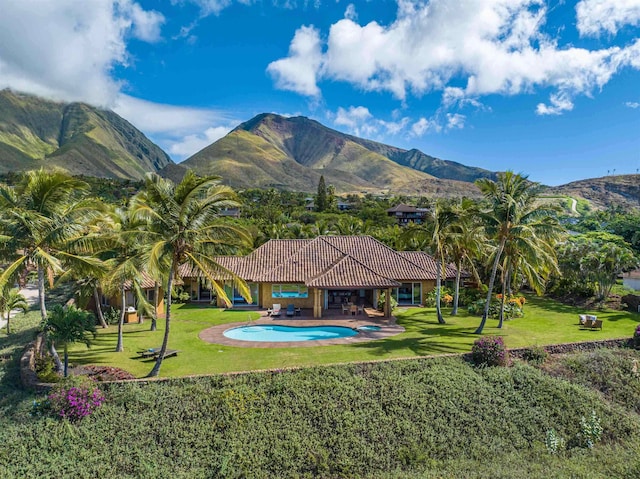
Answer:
548, 174, 640, 210
1, 319, 639, 479
0, 89, 172, 179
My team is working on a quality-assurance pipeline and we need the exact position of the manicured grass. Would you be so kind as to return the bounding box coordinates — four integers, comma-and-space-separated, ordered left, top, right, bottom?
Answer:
68, 296, 640, 378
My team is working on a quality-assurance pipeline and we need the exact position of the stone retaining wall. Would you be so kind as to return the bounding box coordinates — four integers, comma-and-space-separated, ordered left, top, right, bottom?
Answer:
20, 334, 55, 392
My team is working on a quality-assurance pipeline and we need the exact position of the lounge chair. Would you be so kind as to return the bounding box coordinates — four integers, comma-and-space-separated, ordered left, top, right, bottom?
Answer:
286, 304, 295, 317
271, 304, 282, 317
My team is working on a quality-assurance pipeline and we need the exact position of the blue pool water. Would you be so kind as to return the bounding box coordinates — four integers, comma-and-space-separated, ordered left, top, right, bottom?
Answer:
223, 325, 358, 342
358, 325, 381, 331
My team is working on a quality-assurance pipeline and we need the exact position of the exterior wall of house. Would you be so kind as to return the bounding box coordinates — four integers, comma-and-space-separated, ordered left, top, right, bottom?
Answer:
259, 283, 315, 310
100, 287, 165, 317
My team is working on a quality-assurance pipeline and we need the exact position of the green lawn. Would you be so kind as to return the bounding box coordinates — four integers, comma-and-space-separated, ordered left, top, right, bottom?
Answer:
68, 296, 640, 378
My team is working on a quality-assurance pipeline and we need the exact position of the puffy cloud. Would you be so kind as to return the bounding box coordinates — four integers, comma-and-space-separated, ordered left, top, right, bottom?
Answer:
625, 101, 640, 108
0, 0, 164, 106
411, 117, 441, 136
576, 0, 640, 36
344, 3, 358, 21
536, 92, 574, 116
270, 0, 640, 114
331, 106, 409, 138
114, 95, 236, 159
446, 113, 466, 129
267, 26, 323, 96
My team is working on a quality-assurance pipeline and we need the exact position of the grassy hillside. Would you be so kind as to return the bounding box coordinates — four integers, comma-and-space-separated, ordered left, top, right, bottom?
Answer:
548, 174, 640, 210
183, 113, 496, 195
0, 89, 172, 179
1, 313, 639, 478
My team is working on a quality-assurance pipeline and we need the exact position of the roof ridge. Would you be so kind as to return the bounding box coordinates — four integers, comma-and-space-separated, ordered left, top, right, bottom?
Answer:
306, 246, 397, 286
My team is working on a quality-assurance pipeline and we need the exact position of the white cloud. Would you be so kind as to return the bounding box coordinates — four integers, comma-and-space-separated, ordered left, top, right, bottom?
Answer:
576, 0, 640, 36
446, 113, 466, 129
344, 3, 358, 21
0, 0, 164, 106
168, 126, 233, 157
332, 105, 409, 138
411, 117, 441, 136
270, 0, 640, 114
267, 26, 323, 96
114, 95, 236, 159
536, 92, 575, 115
625, 101, 640, 108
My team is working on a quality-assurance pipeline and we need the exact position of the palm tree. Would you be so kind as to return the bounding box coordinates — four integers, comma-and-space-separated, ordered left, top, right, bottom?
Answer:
132, 171, 252, 377
474, 171, 562, 334
0, 287, 28, 334
447, 198, 485, 316
42, 304, 96, 377
401, 200, 457, 324
0, 169, 104, 370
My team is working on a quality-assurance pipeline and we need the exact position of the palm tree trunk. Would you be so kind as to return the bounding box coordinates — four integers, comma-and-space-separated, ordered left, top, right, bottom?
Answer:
63, 344, 69, 378
93, 287, 108, 328
435, 257, 445, 324
50, 342, 63, 373
5, 312, 10, 335
475, 238, 506, 334
150, 281, 158, 331
148, 268, 174, 378
498, 272, 507, 329
452, 259, 462, 316
116, 284, 125, 352
37, 266, 47, 321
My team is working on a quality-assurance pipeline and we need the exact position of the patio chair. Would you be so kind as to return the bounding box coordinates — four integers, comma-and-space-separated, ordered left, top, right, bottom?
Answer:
342, 304, 350, 315
286, 304, 295, 317
271, 304, 282, 317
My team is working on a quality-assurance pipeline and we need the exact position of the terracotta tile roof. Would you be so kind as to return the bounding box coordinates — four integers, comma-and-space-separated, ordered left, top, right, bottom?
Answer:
178, 235, 463, 288
307, 256, 401, 288
396, 251, 460, 280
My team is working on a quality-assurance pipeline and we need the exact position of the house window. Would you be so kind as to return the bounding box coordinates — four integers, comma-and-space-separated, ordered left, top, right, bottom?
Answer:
146, 288, 155, 302
272, 284, 308, 298
394, 283, 422, 305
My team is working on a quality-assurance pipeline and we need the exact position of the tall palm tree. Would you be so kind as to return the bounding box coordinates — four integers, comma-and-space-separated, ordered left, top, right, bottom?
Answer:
401, 200, 457, 324
0, 287, 28, 334
132, 171, 252, 377
474, 171, 562, 334
447, 198, 485, 316
0, 169, 104, 370
42, 304, 96, 377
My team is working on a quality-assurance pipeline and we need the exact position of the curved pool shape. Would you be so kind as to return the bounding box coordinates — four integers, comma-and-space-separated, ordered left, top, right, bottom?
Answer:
358, 325, 381, 331
223, 325, 358, 342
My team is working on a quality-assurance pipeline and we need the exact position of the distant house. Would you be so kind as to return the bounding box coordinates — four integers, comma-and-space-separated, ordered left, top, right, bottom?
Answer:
305, 200, 351, 211
219, 207, 241, 218
91, 272, 165, 322
387, 204, 429, 225
179, 235, 459, 318
622, 269, 640, 291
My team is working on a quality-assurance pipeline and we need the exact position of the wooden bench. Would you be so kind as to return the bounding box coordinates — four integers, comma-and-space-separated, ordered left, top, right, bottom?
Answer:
580, 319, 603, 331
138, 348, 180, 359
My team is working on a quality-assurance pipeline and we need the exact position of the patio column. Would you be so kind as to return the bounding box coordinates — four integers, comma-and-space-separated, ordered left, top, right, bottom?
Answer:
385, 288, 391, 318
313, 288, 322, 318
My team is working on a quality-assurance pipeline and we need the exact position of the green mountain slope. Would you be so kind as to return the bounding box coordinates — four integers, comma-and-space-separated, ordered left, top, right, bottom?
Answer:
0, 89, 172, 179
183, 113, 492, 194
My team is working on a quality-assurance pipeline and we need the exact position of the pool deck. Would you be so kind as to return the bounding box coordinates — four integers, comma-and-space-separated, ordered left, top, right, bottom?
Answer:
199, 310, 405, 348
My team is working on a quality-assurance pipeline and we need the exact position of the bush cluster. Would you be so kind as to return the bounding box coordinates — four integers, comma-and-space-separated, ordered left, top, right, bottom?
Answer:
423, 286, 453, 307
633, 324, 640, 349
467, 296, 524, 319
521, 345, 549, 365
46, 377, 105, 421
471, 336, 509, 367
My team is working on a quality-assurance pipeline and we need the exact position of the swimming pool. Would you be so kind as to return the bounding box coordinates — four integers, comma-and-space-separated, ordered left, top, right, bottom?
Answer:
223, 325, 358, 342
357, 325, 381, 331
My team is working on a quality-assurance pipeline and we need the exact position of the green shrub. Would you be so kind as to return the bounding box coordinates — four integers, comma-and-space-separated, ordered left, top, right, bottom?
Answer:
457, 287, 484, 307
377, 294, 398, 311
34, 354, 60, 383
545, 428, 565, 454
171, 287, 190, 303
103, 307, 120, 325
633, 324, 640, 349
579, 410, 603, 449
471, 336, 509, 367
467, 298, 524, 319
423, 286, 453, 307
521, 345, 549, 365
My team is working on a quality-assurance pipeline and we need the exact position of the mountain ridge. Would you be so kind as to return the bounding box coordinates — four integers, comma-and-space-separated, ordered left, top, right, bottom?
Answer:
0, 89, 172, 179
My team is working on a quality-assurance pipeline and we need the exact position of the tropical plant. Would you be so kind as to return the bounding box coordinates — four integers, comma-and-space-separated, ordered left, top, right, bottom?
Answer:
46, 376, 105, 421
401, 200, 457, 324
471, 336, 508, 367
0, 287, 28, 334
131, 171, 252, 377
42, 304, 97, 377
474, 171, 563, 334
0, 169, 104, 370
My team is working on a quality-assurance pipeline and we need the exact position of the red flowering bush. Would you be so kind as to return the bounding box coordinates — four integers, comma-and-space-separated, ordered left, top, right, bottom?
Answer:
47, 377, 105, 421
471, 336, 509, 367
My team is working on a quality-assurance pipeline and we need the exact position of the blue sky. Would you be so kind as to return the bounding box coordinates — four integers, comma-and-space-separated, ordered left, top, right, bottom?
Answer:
0, 0, 638, 186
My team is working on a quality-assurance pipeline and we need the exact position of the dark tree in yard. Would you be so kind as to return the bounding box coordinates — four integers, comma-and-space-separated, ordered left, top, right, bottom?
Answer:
132, 171, 252, 377
316, 175, 328, 212
42, 305, 97, 377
